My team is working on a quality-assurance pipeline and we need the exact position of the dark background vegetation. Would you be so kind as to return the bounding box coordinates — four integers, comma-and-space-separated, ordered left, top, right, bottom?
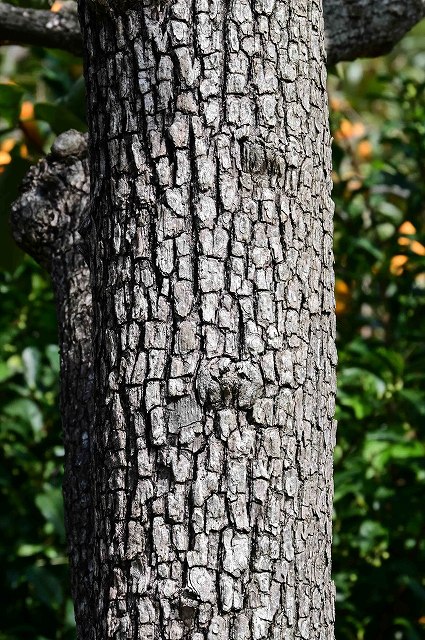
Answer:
0, 2, 424, 638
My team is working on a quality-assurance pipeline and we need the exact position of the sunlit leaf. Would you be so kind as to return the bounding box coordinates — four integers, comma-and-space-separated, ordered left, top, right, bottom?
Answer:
22, 346, 41, 390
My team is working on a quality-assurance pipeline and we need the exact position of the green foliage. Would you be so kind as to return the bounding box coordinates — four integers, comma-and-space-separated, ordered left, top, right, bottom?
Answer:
33, 102, 86, 135
0, 261, 75, 639
330, 21, 425, 640
0, 83, 24, 127
0, 27, 83, 639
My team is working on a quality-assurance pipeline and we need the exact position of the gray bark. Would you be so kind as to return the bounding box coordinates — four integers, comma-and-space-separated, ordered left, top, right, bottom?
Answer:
10, 131, 94, 636
78, 0, 337, 638
0, 0, 424, 64
0, 1, 82, 56
324, 0, 425, 65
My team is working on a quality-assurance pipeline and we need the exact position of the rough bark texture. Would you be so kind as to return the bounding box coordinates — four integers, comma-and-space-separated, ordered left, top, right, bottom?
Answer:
79, 0, 337, 638
324, 0, 425, 65
0, 1, 82, 56
1, 0, 424, 64
10, 131, 94, 636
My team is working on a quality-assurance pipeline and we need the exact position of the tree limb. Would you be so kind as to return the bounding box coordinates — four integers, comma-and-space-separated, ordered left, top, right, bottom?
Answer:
0, 0, 424, 63
0, 1, 82, 56
11, 131, 93, 637
325, 0, 425, 65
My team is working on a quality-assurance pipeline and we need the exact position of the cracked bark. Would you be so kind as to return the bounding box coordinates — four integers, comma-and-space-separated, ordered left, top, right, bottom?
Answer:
10, 131, 94, 638
77, 0, 337, 638
0, 1, 82, 56
1, 0, 424, 64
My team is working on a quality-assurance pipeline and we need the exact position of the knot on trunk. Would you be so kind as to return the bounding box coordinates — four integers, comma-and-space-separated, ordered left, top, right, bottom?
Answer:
240, 136, 285, 177
11, 130, 89, 270
196, 358, 264, 410
51, 129, 87, 159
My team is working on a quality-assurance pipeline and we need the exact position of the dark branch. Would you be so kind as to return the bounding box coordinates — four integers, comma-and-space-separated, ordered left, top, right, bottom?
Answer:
0, 0, 424, 63
0, 2, 82, 56
11, 130, 93, 636
325, 0, 425, 65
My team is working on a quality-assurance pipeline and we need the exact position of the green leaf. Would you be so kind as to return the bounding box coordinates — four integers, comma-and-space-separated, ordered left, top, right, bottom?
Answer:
60, 75, 86, 122
34, 102, 87, 135
0, 157, 32, 271
45, 344, 60, 375
17, 544, 44, 557
35, 486, 65, 541
22, 346, 41, 390
376, 222, 395, 241
376, 201, 404, 224
399, 389, 425, 416
26, 566, 63, 610
0, 360, 14, 383
3, 398, 43, 435
0, 84, 23, 127
363, 437, 425, 472
343, 367, 386, 393
354, 237, 385, 260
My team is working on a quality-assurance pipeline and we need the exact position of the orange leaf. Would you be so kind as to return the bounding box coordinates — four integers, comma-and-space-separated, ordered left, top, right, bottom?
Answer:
390, 255, 408, 275
399, 221, 416, 235
20, 101, 34, 121
1, 138, 15, 153
329, 96, 346, 111
346, 178, 362, 192
335, 279, 350, 315
335, 119, 366, 142
0, 150, 11, 166
335, 280, 350, 296
410, 240, 425, 256
357, 140, 372, 160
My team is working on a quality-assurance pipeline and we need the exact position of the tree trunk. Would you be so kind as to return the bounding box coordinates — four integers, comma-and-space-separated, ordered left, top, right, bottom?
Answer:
78, 0, 337, 637
11, 133, 95, 636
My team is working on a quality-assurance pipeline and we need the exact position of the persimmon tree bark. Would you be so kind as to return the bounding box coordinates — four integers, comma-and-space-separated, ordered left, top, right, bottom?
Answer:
69, 0, 336, 638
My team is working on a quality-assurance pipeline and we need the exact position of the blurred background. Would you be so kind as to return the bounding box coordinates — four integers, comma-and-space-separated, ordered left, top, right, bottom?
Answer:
0, 2, 424, 638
